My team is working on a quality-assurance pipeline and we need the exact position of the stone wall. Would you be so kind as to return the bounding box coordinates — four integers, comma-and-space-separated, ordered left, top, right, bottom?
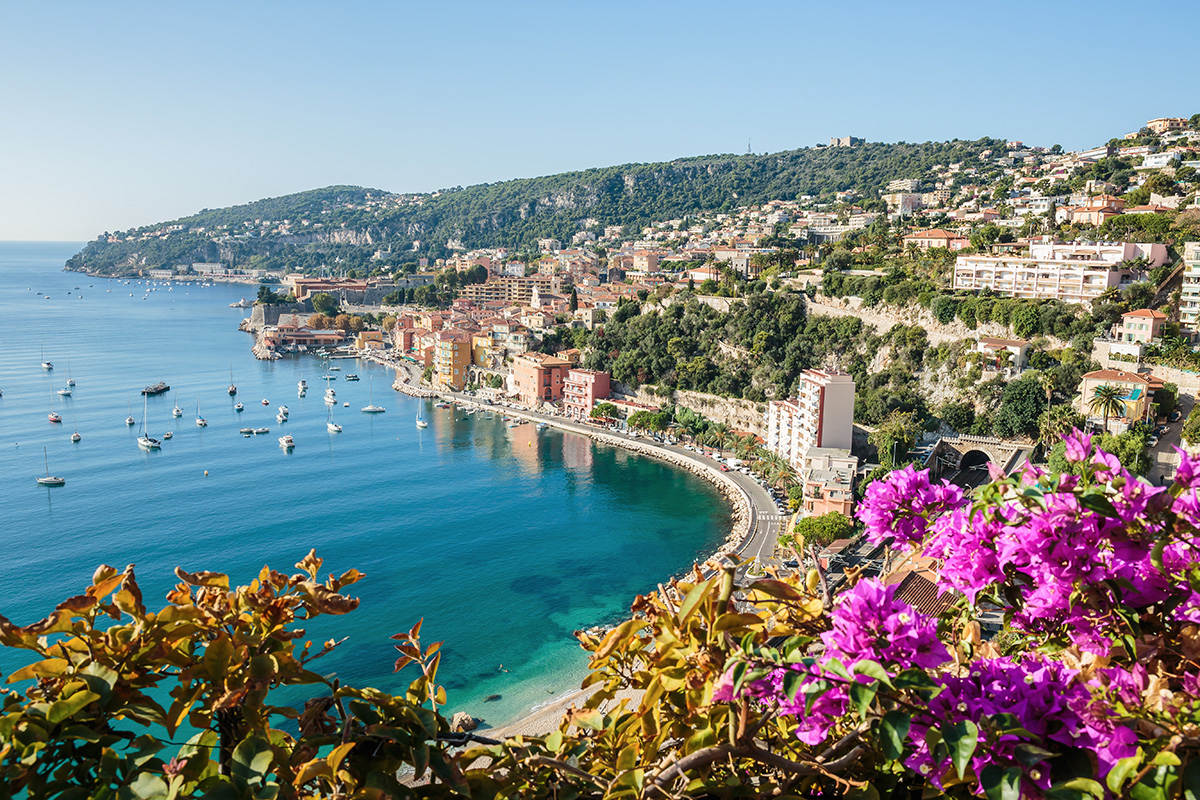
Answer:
803, 295, 1069, 349
613, 384, 767, 435
245, 302, 312, 332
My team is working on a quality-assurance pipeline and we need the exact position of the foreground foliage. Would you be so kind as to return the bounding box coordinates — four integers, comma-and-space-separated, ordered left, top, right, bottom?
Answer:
2, 432, 1199, 797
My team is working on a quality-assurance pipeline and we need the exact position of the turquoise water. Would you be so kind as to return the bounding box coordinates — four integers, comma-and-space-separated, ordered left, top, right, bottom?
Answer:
0, 242, 730, 727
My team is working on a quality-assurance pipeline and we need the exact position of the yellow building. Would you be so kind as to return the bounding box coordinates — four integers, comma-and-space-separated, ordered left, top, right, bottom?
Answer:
471, 333, 497, 368
434, 329, 472, 391
354, 330, 385, 350
1078, 369, 1161, 432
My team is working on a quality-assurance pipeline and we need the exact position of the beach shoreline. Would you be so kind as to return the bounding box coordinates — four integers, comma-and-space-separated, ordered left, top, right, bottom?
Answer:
373, 356, 781, 734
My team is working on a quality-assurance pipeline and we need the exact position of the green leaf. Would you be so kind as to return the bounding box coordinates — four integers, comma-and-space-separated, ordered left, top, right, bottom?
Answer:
851, 659, 894, 688
1054, 778, 1105, 799
1079, 493, 1119, 519
980, 764, 1022, 800
879, 711, 910, 761
1107, 750, 1143, 794
782, 670, 804, 702
1151, 750, 1181, 767
849, 681, 876, 718
125, 772, 169, 799
202, 637, 234, 680
1183, 757, 1200, 800
1014, 742, 1056, 769
544, 730, 563, 752
48, 691, 100, 724
231, 735, 274, 789
943, 719, 979, 780
676, 579, 712, 623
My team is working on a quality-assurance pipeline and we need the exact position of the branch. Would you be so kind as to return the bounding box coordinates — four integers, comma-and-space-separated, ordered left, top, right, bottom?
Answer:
525, 755, 597, 782
437, 731, 502, 746
646, 740, 866, 793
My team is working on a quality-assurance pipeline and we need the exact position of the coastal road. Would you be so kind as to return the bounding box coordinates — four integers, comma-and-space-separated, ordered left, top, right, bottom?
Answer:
379, 360, 785, 567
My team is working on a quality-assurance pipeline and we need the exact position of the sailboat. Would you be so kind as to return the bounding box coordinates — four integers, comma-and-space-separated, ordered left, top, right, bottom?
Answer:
195, 400, 207, 427
228, 367, 237, 396
125, 400, 135, 426
57, 385, 71, 396
48, 391, 62, 423
361, 378, 385, 413
71, 408, 81, 442
137, 396, 161, 450
416, 404, 428, 428
172, 392, 183, 417
327, 405, 342, 433
41, 344, 52, 370
67, 358, 75, 386
36, 447, 65, 486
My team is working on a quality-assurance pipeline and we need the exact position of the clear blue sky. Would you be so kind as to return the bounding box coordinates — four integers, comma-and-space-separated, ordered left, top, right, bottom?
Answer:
2, 0, 1197, 240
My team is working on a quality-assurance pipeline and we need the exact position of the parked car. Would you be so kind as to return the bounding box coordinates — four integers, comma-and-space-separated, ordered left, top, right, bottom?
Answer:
1149, 435, 1160, 447
1170, 411, 1182, 423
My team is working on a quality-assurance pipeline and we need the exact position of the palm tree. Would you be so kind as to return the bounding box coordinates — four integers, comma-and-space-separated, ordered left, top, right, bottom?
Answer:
1090, 384, 1127, 434
708, 423, 732, 456
1039, 372, 1057, 409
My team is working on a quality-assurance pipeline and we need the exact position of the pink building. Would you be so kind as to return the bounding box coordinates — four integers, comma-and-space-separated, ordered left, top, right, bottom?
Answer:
1113, 308, 1167, 344
563, 369, 611, 419
512, 351, 572, 409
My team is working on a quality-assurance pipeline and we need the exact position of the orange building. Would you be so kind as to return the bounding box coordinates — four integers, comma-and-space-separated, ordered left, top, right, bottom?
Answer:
512, 351, 573, 409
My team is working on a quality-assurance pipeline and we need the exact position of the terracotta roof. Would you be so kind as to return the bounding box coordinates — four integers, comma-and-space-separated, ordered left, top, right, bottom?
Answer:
906, 228, 961, 240
889, 570, 959, 617
979, 337, 1029, 348
1123, 308, 1167, 319
1082, 369, 1151, 384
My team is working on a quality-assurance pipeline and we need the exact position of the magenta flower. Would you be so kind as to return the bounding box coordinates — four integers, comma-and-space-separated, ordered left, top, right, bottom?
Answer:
1062, 429, 1093, 463
858, 465, 966, 551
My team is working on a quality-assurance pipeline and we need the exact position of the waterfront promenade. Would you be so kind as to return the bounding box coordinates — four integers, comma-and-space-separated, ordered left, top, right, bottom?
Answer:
377, 356, 785, 572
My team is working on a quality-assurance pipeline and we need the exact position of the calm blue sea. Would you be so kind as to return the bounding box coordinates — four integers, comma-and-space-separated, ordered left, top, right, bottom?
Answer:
0, 242, 729, 726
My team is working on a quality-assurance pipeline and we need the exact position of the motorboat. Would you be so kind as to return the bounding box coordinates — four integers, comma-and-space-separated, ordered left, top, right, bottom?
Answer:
254, 427, 269, 435
343, 402, 349, 407
279, 435, 295, 449
276, 412, 288, 423
141, 382, 170, 396
48, 412, 62, 423
298, 380, 308, 390
261, 399, 269, 406
239, 427, 253, 435
57, 387, 71, 396
278, 405, 289, 414
163, 431, 173, 440
345, 374, 359, 381
235, 402, 244, 411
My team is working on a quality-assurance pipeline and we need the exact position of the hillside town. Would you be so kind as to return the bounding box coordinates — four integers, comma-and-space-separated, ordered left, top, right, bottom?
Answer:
231, 117, 1200, 565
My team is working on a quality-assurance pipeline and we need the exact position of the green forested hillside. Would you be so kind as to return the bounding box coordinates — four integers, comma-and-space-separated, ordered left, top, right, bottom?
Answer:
66, 138, 1002, 274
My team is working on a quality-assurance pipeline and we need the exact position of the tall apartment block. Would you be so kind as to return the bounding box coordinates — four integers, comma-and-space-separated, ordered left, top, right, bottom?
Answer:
1182, 242, 1200, 330
765, 369, 856, 470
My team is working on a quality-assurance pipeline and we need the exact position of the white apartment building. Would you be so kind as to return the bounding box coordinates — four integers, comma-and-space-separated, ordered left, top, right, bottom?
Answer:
1182, 242, 1200, 329
953, 241, 1168, 305
765, 369, 855, 470
886, 178, 921, 192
